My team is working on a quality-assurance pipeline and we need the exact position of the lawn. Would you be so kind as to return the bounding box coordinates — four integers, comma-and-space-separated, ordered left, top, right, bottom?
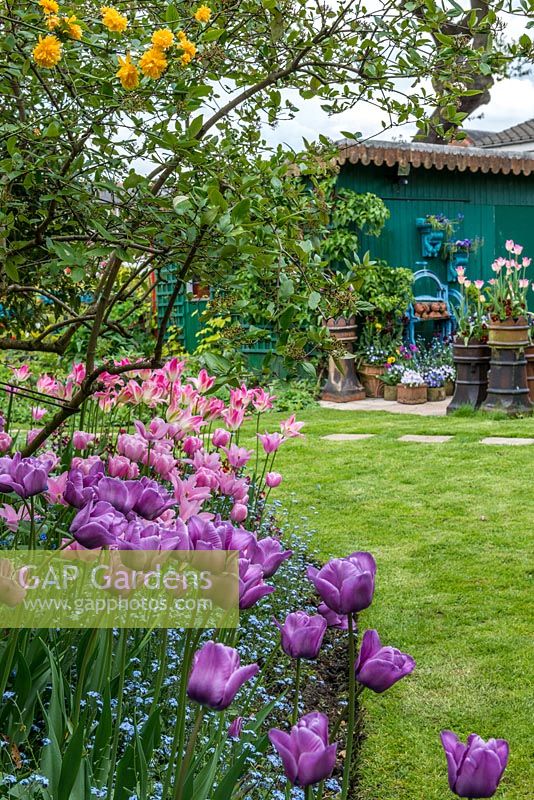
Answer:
265, 407, 534, 800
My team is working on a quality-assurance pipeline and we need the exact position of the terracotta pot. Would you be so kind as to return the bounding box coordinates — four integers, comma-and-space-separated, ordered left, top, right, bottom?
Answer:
447, 339, 491, 413
445, 379, 455, 396
397, 384, 427, 405
322, 317, 366, 401
383, 384, 398, 401
526, 345, 534, 403
488, 316, 530, 348
428, 386, 446, 402
325, 315, 358, 342
358, 363, 384, 398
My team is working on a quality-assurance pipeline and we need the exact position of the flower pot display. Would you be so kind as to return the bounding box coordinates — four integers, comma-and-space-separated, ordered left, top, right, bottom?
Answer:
397, 384, 427, 405
358, 363, 384, 398
526, 345, 534, 403
427, 386, 446, 402
487, 317, 530, 348
482, 348, 533, 415
383, 384, 398, 401
447, 340, 491, 413
321, 316, 366, 402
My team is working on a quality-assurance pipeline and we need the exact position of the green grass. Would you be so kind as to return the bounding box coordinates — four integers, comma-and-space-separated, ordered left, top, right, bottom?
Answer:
266, 407, 534, 800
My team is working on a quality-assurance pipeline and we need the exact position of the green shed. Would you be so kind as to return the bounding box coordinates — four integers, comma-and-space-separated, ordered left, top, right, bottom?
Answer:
335, 140, 534, 293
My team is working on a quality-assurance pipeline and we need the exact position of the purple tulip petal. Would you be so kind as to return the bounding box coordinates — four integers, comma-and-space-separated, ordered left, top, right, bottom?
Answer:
220, 663, 259, 708
297, 743, 337, 786
268, 729, 299, 785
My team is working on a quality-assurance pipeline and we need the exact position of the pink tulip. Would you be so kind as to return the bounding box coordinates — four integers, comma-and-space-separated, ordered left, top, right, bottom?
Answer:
69, 362, 86, 384
72, 431, 96, 451
257, 432, 285, 454
189, 369, 215, 393
108, 455, 139, 479
183, 436, 203, 457
0, 503, 30, 532
222, 406, 245, 431
252, 387, 276, 412
231, 503, 248, 523
474, 279, 484, 290
134, 418, 169, 442
31, 407, 47, 421
0, 433, 12, 453
222, 444, 253, 469
117, 433, 147, 462
212, 428, 231, 448
280, 414, 305, 438
163, 357, 185, 382
505, 239, 515, 252
265, 471, 282, 488
10, 364, 30, 382
522, 257, 531, 267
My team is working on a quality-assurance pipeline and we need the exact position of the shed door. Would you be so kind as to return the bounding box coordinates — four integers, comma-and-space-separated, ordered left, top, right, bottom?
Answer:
494, 205, 534, 259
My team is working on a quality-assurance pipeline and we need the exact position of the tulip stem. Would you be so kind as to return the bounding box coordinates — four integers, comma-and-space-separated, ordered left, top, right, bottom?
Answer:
341, 613, 356, 800
292, 657, 301, 726
107, 628, 128, 799
305, 787, 314, 800
173, 706, 205, 800
150, 628, 168, 715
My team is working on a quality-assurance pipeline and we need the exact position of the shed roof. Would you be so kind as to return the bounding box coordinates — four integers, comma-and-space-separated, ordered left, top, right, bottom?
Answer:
336, 139, 534, 176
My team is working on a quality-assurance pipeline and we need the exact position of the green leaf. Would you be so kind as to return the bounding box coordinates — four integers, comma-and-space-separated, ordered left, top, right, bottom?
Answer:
231, 199, 250, 222
279, 276, 294, 299
92, 683, 112, 787
187, 115, 204, 139
113, 711, 160, 800
44, 121, 60, 138
165, 3, 179, 22
208, 186, 228, 211
58, 723, 86, 800
308, 290, 321, 309
203, 28, 225, 42
3, 258, 19, 282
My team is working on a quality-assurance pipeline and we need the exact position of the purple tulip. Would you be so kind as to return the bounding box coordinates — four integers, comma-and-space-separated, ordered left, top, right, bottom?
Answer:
307, 552, 376, 614
187, 641, 259, 710
70, 500, 127, 548
96, 477, 140, 514
227, 716, 244, 740
0, 453, 50, 498
131, 477, 176, 520
238, 558, 275, 609
269, 712, 337, 787
354, 629, 415, 693
246, 536, 292, 578
275, 611, 327, 659
318, 602, 348, 630
64, 462, 104, 509
441, 731, 509, 798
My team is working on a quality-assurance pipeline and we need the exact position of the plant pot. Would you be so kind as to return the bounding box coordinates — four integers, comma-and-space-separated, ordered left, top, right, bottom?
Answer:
322, 317, 366, 401
526, 345, 534, 403
445, 379, 455, 396
358, 363, 384, 398
447, 339, 491, 413
488, 317, 530, 348
428, 386, 446, 402
397, 384, 427, 405
482, 347, 532, 416
383, 384, 398, 401
325, 315, 358, 342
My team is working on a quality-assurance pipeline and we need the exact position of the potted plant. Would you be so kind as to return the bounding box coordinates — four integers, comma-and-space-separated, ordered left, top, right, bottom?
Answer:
424, 367, 446, 401
444, 237, 482, 282
397, 369, 427, 404
381, 361, 404, 401
484, 240, 531, 347
447, 270, 491, 412
416, 213, 463, 259
355, 325, 392, 397
526, 313, 534, 402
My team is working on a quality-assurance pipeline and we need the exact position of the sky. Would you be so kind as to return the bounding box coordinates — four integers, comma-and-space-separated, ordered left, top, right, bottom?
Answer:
261, 12, 533, 150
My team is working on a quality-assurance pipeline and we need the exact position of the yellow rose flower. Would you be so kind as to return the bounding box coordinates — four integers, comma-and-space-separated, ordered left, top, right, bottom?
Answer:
375, 322, 382, 331
63, 15, 82, 40
39, 0, 59, 15
151, 28, 174, 50
387, 356, 396, 364
117, 53, 139, 90
194, 5, 212, 23
45, 14, 60, 30
33, 34, 62, 68
179, 36, 197, 65
100, 6, 128, 33
139, 47, 167, 79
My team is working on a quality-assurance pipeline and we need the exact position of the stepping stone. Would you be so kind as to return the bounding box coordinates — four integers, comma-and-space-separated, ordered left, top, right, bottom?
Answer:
480, 436, 534, 446
398, 435, 453, 443
321, 433, 375, 441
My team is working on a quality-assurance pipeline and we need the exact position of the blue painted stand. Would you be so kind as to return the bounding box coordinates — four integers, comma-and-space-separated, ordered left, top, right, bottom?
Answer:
415, 218, 445, 258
